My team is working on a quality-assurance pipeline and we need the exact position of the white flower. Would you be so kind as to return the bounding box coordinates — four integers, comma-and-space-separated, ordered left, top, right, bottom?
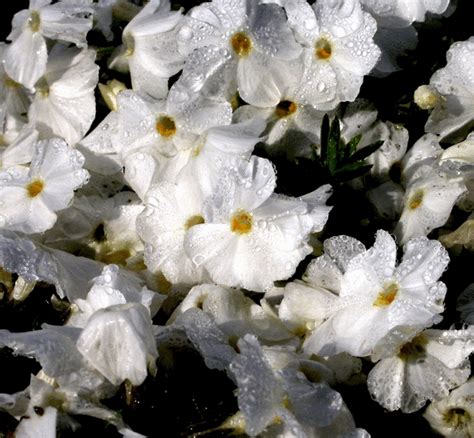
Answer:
67, 264, 165, 328
0, 125, 38, 170
28, 44, 99, 146
0, 43, 31, 124
425, 37, 474, 141
184, 156, 331, 292
361, 0, 450, 27
303, 230, 449, 357
394, 135, 467, 244
43, 191, 145, 268
228, 334, 365, 437
0, 138, 89, 233
76, 302, 158, 386
284, 0, 380, 110
137, 176, 208, 285
170, 284, 292, 342
178, 0, 302, 106
424, 378, 474, 438
4, 0, 93, 89
0, 231, 105, 301
368, 328, 474, 413
109, 0, 185, 99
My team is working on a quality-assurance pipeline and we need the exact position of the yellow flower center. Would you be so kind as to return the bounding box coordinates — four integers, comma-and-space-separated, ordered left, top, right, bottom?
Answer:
408, 189, 424, 210
4, 75, 21, 89
185, 215, 205, 230
36, 78, 50, 98
124, 34, 135, 57
398, 334, 427, 359
29, 11, 41, 33
444, 408, 471, 429
26, 179, 44, 198
230, 210, 253, 234
156, 116, 176, 137
373, 282, 398, 307
230, 32, 252, 57
315, 38, 332, 60
275, 100, 298, 118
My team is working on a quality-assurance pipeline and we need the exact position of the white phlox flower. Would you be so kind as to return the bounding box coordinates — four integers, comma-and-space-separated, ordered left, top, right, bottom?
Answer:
0, 125, 38, 170
170, 284, 292, 342
424, 378, 474, 438
0, 330, 136, 434
76, 302, 158, 386
67, 264, 165, 328
283, 0, 381, 110
42, 191, 145, 269
28, 44, 99, 146
232, 67, 329, 159
438, 132, 474, 212
4, 0, 93, 89
303, 230, 449, 358
0, 138, 89, 234
360, 0, 450, 27
360, 0, 450, 75
368, 327, 474, 413
178, 0, 302, 107
0, 44, 31, 125
115, 88, 232, 197
137, 175, 208, 285
175, 117, 266, 197
424, 37, 474, 141
76, 107, 123, 176
109, 0, 185, 99
228, 334, 366, 437
184, 156, 331, 292
395, 135, 467, 244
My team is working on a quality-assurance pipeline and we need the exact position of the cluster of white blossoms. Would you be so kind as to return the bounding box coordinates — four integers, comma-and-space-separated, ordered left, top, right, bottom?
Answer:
0, 0, 473, 436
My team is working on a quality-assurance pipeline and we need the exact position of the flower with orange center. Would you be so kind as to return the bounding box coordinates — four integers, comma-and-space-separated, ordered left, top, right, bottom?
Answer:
275, 100, 298, 119
156, 116, 176, 138
408, 189, 424, 210
26, 179, 44, 198
230, 210, 253, 234
315, 38, 332, 60
373, 283, 398, 307
230, 32, 252, 57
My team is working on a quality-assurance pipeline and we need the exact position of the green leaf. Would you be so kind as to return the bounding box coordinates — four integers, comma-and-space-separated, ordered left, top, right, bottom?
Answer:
346, 134, 362, 158
346, 140, 384, 164
333, 163, 374, 181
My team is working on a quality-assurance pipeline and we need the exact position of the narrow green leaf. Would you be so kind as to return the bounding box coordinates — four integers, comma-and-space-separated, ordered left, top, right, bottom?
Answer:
346, 140, 384, 164
333, 163, 373, 181
346, 134, 362, 158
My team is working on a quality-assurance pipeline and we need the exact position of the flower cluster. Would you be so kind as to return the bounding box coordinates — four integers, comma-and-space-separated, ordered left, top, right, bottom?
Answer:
0, 0, 473, 436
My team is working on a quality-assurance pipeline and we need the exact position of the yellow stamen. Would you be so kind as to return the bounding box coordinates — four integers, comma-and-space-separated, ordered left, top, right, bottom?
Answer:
230, 32, 252, 57
408, 189, 424, 210
373, 282, 398, 307
29, 11, 41, 33
398, 334, 427, 359
275, 100, 298, 118
444, 408, 471, 429
230, 210, 253, 234
315, 38, 332, 60
156, 116, 176, 137
26, 179, 44, 198
4, 75, 21, 89
185, 215, 205, 230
